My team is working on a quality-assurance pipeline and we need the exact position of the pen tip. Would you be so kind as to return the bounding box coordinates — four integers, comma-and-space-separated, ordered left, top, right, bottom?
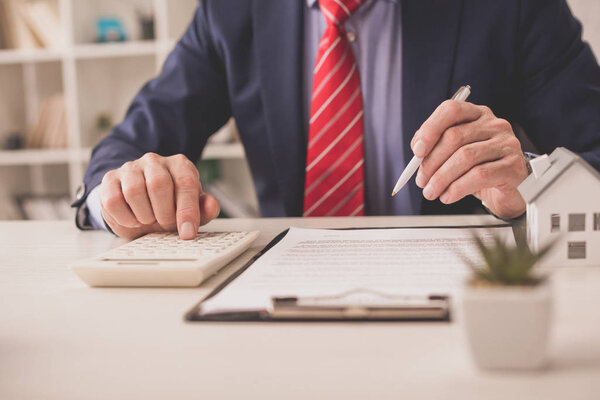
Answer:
391, 191, 397, 197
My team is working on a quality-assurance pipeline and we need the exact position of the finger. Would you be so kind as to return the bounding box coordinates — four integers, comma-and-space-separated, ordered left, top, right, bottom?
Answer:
101, 210, 160, 240
438, 156, 520, 204
100, 207, 141, 239
421, 138, 505, 201
416, 120, 490, 188
120, 163, 156, 225
144, 163, 176, 231
167, 155, 202, 240
100, 208, 121, 233
411, 101, 483, 158
100, 171, 141, 229
199, 194, 221, 226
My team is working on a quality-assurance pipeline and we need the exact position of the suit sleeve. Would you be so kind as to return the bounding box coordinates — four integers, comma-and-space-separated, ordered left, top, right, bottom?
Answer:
71, 1, 231, 213
517, 0, 600, 170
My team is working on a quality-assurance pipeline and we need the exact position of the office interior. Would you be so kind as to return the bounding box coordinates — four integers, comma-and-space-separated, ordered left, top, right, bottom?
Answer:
1, 1, 600, 399
0, 0, 597, 221
0, 0, 598, 221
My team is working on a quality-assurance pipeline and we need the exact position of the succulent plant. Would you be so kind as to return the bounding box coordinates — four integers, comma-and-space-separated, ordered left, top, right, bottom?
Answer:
463, 234, 555, 286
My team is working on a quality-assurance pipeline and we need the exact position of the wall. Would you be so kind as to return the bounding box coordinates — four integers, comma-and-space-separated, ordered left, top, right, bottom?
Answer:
568, 0, 600, 57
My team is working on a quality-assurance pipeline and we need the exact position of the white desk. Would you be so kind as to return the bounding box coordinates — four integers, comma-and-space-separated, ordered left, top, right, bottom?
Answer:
1, 216, 599, 400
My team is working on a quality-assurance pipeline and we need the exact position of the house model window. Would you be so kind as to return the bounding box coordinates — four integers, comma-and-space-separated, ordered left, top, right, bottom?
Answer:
518, 147, 600, 266
568, 213, 586, 232
551, 214, 560, 232
568, 241, 586, 259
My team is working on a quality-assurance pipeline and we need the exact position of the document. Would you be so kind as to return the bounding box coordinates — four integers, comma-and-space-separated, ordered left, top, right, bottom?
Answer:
201, 226, 513, 315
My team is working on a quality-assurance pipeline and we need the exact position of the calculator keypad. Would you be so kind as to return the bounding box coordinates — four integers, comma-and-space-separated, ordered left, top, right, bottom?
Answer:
103, 231, 252, 261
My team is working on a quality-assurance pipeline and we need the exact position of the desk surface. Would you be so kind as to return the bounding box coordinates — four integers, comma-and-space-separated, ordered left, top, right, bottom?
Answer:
1, 216, 599, 400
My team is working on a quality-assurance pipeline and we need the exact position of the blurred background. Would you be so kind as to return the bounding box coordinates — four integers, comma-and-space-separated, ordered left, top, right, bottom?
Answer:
0, 0, 597, 222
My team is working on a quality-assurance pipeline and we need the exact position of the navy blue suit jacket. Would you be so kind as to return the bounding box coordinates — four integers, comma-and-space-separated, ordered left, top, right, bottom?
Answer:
73, 0, 600, 218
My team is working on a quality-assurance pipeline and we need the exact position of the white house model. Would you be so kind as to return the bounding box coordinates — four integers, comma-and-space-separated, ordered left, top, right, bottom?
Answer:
518, 147, 600, 267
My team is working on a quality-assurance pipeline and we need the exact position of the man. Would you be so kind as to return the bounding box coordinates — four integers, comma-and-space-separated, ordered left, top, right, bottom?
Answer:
73, 0, 600, 240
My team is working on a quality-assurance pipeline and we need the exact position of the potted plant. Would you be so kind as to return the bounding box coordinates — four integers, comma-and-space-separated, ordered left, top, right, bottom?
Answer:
462, 234, 555, 370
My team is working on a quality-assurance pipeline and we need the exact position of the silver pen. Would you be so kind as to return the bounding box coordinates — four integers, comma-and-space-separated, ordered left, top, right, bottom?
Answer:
391, 85, 472, 197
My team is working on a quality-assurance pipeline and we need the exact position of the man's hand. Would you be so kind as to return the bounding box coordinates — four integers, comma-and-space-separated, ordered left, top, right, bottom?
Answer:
99, 153, 220, 240
410, 100, 528, 219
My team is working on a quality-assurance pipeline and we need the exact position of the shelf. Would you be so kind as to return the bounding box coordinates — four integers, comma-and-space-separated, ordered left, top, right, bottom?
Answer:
0, 41, 159, 65
77, 143, 246, 164
0, 49, 63, 65
73, 41, 158, 60
0, 0, 254, 218
202, 142, 245, 160
0, 148, 82, 166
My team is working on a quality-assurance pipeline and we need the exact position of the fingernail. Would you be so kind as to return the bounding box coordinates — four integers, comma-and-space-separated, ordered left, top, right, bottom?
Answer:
413, 140, 427, 157
423, 184, 434, 200
440, 192, 449, 204
416, 171, 426, 188
412, 130, 421, 144
180, 222, 195, 239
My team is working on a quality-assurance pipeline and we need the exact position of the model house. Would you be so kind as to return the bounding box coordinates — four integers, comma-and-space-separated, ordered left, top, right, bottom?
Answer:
518, 147, 600, 267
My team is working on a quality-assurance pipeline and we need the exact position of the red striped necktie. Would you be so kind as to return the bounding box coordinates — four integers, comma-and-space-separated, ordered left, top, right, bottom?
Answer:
303, 0, 365, 217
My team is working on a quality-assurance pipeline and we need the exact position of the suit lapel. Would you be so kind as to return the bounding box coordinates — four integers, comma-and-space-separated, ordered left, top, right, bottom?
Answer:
402, 0, 464, 213
253, 0, 305, 216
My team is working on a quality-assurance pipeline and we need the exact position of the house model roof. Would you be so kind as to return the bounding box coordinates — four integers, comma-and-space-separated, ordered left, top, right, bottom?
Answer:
518, 147, 600, 203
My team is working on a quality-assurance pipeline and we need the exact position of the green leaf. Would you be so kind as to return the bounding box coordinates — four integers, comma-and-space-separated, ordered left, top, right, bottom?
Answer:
464, 230, 555, 286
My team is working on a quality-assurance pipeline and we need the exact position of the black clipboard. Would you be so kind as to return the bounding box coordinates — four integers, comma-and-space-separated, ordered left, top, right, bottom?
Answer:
185, 224, 511, 323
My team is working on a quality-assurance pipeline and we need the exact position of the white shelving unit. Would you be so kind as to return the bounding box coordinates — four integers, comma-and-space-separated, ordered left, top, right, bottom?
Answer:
0, 0, 253, 220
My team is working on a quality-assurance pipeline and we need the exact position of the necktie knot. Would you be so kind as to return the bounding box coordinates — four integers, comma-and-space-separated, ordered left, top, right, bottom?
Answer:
319, 0, 364, 26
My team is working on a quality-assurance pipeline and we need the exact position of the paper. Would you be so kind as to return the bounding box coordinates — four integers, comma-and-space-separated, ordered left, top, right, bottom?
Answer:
201, 226, 513, 315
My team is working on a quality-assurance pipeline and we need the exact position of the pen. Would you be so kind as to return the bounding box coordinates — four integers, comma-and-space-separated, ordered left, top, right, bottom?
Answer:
391, 85, 472, 197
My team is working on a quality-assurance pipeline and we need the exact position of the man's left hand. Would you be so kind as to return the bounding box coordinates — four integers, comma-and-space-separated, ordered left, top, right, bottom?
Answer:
410, 100, 529, 219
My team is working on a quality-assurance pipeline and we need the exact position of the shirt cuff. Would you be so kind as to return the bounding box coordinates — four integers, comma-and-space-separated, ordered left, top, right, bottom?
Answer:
86, 186, 109, 231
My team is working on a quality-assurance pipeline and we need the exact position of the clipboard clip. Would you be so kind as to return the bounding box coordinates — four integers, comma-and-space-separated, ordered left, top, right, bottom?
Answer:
269, 288, 450, 321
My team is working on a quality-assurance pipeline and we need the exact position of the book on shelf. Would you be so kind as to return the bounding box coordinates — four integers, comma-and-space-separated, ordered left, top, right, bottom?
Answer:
0, 0, 39, 49
0, 13, 4, 49
20, 0, 63, 49
0, 194, 22, 220
17, 195, 73, 220
0, 0, 62, 50
27, 93, 68, 149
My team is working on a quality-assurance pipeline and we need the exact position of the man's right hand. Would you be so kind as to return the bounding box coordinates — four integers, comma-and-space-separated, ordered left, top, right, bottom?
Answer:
99, 153, 220, 240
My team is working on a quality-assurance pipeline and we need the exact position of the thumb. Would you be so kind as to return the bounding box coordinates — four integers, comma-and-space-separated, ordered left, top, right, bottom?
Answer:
199, 194, 221, 226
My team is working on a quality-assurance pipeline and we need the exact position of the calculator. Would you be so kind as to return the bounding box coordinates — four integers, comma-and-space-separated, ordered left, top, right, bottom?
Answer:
71, 231, 260, 287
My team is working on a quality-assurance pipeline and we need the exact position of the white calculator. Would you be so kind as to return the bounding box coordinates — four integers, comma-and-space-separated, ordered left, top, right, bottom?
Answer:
71, 231, 260, 287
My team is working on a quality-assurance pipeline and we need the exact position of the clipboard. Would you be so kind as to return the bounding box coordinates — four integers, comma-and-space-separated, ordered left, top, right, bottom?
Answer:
185, 224, 510, 323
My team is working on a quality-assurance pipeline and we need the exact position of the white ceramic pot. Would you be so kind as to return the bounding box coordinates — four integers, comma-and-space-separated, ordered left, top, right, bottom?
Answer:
462, 281, 552, 370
